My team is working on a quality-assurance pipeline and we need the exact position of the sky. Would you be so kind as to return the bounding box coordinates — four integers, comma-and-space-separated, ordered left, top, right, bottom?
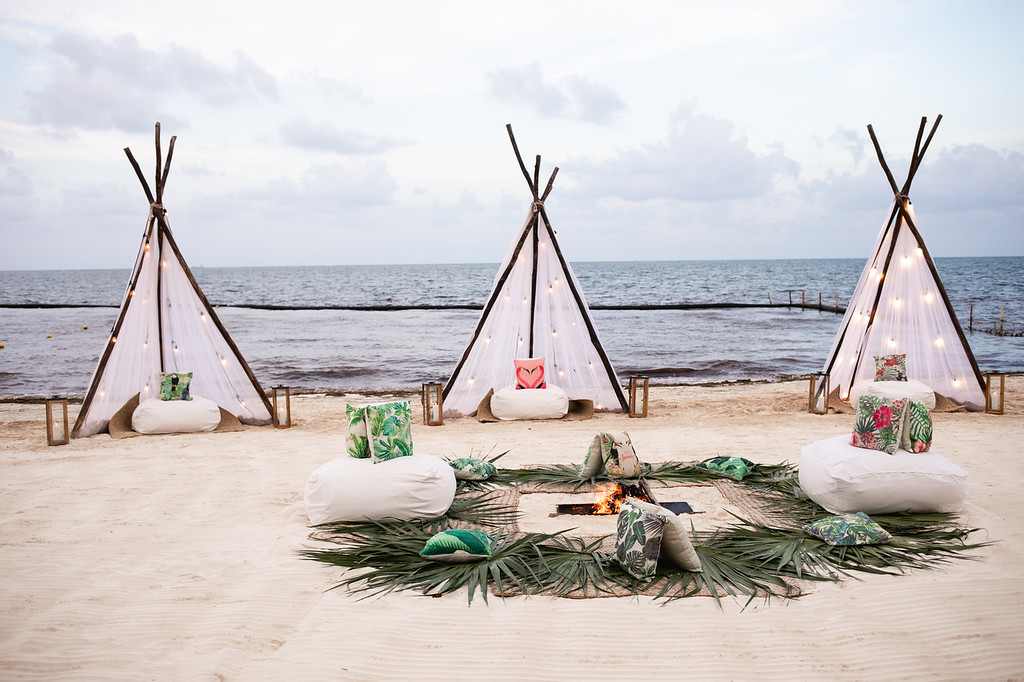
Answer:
0, 0, 1022, 270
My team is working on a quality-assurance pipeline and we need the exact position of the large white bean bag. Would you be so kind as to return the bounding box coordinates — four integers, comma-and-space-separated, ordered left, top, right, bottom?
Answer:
131, 396, 222, 434
304, 453, 457, 525
849, 378, 936, 410
799, 434, 968, 515
490, 384, 569, 420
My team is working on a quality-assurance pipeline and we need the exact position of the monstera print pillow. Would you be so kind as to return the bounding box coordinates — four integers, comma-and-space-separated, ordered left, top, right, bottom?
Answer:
158, 371, 193, 401
613, 499, 668, 580
851, 395, 908, 455
804, 512, 893, 546
696, 456, 760, 481
514, 358, 547, 389
874, 353, 908, 381
901, 400, 933, 453
448, 457, 497, 481
366, 401, 414, 463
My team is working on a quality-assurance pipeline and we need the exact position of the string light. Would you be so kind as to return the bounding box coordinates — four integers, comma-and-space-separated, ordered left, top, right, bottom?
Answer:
924, 291, 934, 304
888, 338, 897, 348
901, 255, 911, 266
934, 337, 944, 347
952, 379, 961, 388
893, 297, 901, 308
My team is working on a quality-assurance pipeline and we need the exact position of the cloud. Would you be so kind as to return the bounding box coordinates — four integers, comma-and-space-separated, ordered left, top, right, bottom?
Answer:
916, 144, 1024, 212
279, 118, 408, 155
25, 33, 278, 132
485, 62, 627, 123
566, 105, 799, 203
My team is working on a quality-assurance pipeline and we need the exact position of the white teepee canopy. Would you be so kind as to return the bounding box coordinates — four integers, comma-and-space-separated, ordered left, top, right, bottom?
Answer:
73, 124, 272, 437
820, 115, 985, 410
443, 125, 628, 416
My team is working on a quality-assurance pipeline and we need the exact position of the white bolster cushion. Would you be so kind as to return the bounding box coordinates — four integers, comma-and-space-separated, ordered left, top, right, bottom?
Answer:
131, 396, 222, 434
850, 378, 936, 410
490, 383, 569, 420
799, 434, 968, 515
304, 453, 457, 525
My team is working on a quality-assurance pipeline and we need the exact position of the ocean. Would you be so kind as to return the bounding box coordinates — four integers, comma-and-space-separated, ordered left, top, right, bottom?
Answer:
1, 258, 1021, 398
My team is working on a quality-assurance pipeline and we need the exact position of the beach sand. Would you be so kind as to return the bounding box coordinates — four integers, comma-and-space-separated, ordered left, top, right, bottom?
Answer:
2, 378, 1023, 681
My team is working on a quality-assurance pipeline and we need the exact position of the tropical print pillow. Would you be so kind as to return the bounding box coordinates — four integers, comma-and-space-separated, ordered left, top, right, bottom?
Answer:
449, 457, 497, 481
158, 371, 192, 401
696, 456, 760, 481
604, 433, 640, 478
851, 395, 908, 455
804, 512, 893, 546
367, 401, 414, 463
901, 400, 933, 453
874, 353, 908, 381
419, 529, 494, 563
514, 357, 547, 389
345, 404, 371, 458
613, 500, 668, 580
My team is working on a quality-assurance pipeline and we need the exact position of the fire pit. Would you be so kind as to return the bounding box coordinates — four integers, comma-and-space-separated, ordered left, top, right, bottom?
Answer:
555, 480, 695, 516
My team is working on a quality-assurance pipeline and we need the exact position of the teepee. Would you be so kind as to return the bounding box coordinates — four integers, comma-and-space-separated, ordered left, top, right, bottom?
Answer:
72, 124, 272, 437
443, 125, 628, 416
820, 115, 985, 410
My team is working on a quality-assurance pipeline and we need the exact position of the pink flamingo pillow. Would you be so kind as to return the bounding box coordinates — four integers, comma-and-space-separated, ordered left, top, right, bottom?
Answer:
514, 358, 547, 390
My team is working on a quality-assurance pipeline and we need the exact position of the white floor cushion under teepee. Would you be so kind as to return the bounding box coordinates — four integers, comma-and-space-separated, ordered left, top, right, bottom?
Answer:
849, 378, 936, 410
798, 435, 967, 515
304, 453, 457, 525
489, 384, 569, 420
131, 396, 222, 434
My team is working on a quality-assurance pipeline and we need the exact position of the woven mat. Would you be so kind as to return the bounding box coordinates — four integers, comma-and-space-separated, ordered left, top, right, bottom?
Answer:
476, 475, 807, 600
107, 393, 247, 439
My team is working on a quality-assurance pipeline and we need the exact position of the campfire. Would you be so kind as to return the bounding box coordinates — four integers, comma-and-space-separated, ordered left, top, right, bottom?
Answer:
555, 481, 657, 516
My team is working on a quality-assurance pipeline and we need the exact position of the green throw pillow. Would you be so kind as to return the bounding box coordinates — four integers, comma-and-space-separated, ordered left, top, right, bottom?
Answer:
580, 433, 640, 479
345, 404, 370, 459
901, 400, 933, 453
419, 529, 494, 563
580, 433, 608, 479
804, 512, 893, 546
158, 371, 192, 401
696, 456, 759, 481
851, 395, 908, 455
367, 401, 414, 463
449, 457, 497, 481
613, 500, 668, 580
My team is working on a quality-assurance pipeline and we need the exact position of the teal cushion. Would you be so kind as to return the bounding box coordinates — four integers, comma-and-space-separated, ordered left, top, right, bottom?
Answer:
613, 500, 667, 580
419, 529, 494, 563
697, 456, 759, 481
804, 512, 893, 546
449, 458, 497, 481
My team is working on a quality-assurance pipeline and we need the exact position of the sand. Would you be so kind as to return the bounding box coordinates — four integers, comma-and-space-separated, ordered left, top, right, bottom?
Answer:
2, 378, 1023, 681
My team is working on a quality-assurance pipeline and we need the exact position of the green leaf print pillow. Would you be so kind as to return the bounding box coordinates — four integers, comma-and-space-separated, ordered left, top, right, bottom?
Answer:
804, 512, 893, 546
851, 395, 907, 455
419, 529, 494, 563
367, 401, 414, 463
158, 371, 193, 401
900, 400, 933, 453
696, 456, 760, 481
448, 457, 497, 481
613, 499, 668, 580
345, 404, 371, 459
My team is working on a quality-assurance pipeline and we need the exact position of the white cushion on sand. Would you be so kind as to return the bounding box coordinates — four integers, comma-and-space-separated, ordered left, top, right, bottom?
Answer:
131, 396, 221, 434
799, 434, 967, 515
304, 453, 457, 525
850, 378, 936, 410
490, 383, 569, 420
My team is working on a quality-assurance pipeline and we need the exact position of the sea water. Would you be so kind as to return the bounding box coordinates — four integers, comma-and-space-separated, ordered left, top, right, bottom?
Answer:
1, 258, 1021, 397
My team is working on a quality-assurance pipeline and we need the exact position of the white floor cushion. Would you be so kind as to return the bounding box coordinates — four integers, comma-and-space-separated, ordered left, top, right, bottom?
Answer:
304, 453, 457, 525
131, 396, 222, 434
490, 383, 569, 420
799, 434, 967, 515
850, 378, 936, 409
